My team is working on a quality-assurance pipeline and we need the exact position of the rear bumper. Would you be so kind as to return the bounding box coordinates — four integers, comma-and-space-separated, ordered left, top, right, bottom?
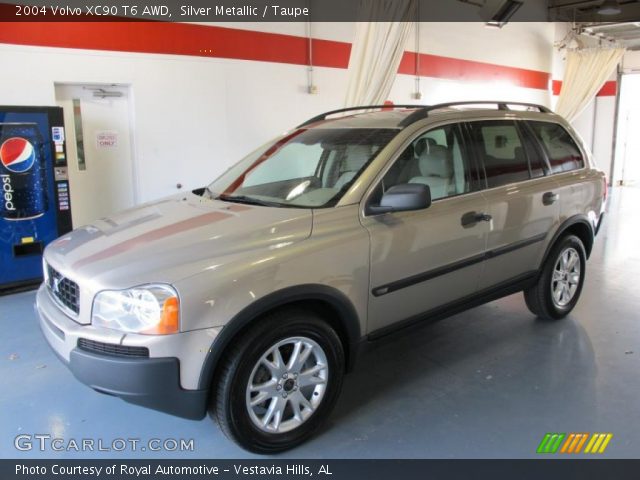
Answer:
35, 284, 214, 420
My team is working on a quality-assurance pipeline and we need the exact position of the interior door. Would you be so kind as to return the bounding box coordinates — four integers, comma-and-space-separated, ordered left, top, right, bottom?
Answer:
362, 123, 488, 335
55, 84, 135, 227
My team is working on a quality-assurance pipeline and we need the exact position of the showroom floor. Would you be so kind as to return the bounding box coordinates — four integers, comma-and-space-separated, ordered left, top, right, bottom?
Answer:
1, 187, 638, 459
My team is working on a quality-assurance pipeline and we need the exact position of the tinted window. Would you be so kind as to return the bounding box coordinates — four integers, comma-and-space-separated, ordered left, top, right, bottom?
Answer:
528, 121, 584, 174
469, 120, 530, 188
378, 124, 472, 201
520, 125, 547, 179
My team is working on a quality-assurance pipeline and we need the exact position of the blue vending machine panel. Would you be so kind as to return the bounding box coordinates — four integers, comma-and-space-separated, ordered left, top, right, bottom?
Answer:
0, 106, 73, 293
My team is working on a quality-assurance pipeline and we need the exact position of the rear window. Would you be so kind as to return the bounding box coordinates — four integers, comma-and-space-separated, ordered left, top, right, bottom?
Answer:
528, 121, 584, 174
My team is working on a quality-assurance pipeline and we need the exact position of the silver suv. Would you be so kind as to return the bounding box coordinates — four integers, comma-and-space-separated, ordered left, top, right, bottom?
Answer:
37, 102, 606, 453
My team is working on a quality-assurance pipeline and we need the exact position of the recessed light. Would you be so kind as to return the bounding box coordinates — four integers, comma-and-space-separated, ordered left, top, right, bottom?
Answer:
598, 0, 622, 16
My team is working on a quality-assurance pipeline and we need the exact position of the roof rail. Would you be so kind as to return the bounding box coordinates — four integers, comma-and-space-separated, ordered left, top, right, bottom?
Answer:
398, 101, 553, 127
297, 104, 424, 128
297, 101, 553, 129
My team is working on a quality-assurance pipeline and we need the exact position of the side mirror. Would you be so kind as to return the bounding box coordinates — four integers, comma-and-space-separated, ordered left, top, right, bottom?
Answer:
367, 183, 431, 215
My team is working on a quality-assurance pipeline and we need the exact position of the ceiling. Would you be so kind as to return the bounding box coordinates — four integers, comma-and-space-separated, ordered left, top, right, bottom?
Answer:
548, 1, 640, 50
580, 21, 640, 50
549, 0, 640, 23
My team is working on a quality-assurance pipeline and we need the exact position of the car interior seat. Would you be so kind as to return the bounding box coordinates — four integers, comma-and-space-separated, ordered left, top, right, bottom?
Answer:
409, 145, 453, 199
333, 145, 373, 190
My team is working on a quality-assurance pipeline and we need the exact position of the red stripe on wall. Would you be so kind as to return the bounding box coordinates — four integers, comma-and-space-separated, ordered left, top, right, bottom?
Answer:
552, 79, 617, 97
398, 52, 550, 90
0, 21, 553, 91
596, 80, 617, 97
0, 22, 351, 69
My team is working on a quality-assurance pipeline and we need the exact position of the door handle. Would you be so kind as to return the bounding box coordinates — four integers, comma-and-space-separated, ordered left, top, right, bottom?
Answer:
543, 191, 559, 205
461, 211, 492, 228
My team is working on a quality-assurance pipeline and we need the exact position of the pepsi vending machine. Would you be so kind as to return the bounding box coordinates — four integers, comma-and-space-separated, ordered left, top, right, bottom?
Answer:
0, 106, 73, 293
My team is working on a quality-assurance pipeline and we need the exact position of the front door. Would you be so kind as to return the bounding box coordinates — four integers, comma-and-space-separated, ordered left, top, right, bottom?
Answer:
362, 123, 488, 335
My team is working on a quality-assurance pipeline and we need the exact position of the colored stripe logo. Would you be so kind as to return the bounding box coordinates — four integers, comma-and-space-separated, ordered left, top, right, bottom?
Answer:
537, 433, 613, 454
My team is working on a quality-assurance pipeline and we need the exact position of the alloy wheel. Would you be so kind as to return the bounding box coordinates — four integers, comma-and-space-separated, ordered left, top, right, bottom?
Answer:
551, 247, 581, 307
245, 336, 329, 434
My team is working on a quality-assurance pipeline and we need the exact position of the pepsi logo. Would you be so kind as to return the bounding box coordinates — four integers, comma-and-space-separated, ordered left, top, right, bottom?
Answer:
1, 137, 35, 173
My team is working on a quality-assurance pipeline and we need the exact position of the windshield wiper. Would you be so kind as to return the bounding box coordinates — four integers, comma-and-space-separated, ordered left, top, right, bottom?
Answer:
217, 194, 283, 207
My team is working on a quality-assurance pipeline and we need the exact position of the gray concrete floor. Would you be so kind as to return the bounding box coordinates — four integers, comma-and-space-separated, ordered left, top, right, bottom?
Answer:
1, 187, 639, 459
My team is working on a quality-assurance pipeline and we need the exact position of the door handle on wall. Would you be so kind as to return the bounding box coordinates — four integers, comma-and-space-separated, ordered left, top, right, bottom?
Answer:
543, 191, 559, 205
461, 211, 492, 228
176, 183, 183, 190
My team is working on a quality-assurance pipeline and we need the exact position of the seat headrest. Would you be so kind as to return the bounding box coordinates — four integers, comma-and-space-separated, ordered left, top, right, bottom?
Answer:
414, 137, 437, 157
343, 145, 372, 172
418, 145, 452, 178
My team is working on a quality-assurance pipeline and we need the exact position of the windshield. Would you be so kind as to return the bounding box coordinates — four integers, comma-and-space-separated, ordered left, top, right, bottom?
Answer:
207, 128, 398, 208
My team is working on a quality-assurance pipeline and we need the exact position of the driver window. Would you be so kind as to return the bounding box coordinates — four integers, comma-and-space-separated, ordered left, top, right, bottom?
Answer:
380, 124, 471, 201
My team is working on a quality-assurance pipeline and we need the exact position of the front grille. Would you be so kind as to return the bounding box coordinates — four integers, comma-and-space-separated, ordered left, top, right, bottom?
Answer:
77, 338, 150, 358
46, 264, 80, 315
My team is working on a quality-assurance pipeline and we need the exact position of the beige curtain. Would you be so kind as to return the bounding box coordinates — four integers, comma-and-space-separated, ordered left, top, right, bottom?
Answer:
555, 47, 625, 122
344, 0, 414, 107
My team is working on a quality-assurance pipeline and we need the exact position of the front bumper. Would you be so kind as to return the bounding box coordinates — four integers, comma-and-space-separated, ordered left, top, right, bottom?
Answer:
35, 284, 220, 420
68, 348, 207, 420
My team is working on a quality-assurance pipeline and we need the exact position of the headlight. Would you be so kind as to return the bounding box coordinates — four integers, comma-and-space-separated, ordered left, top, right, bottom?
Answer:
91, 285, 180, 335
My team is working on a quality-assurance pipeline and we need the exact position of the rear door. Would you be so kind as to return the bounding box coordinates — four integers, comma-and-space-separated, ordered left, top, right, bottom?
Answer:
467, 119, 559, 290
526, 120, 593, 228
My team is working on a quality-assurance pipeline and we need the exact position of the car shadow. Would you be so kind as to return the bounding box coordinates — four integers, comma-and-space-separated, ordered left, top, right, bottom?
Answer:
317, 295, 598, 443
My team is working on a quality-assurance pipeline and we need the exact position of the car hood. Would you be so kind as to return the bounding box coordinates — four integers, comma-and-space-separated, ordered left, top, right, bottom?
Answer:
45, 192, 313, 287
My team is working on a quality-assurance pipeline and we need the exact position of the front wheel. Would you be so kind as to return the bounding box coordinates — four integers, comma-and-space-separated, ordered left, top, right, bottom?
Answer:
524, 235, 587, 321
212, 309, 344, 453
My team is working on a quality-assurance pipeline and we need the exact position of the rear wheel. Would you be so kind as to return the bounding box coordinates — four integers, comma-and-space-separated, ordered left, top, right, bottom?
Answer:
212, 309, 344, 453
524, 235, 586, 320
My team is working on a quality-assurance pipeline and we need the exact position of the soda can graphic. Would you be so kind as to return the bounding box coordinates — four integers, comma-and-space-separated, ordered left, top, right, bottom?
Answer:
0, 123, 48, 221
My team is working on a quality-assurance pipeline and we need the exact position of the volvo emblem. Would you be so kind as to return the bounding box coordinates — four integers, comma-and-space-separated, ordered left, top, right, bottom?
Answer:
52, 275, 62, 294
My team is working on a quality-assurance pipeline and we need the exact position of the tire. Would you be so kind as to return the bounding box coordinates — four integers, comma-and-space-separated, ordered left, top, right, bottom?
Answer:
212, 308, 345, 453
524, 234, 586, 321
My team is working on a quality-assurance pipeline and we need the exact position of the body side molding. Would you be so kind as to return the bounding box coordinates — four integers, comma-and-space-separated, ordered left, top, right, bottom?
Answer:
368, 271, 538, 340
373, 233, 547, 297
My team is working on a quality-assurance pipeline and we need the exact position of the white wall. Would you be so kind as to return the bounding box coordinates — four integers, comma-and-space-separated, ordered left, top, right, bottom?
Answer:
570, 96, 616, 179
622, 50, 640, 72
0, 21, 555, 205
390, 22, 553, 106
0, 44, 346, 202
411, 22, 554, 72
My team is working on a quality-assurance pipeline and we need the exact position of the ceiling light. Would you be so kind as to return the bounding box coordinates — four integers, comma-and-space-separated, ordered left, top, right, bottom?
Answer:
598, 0, 622, 16
481, 0, 523, 28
